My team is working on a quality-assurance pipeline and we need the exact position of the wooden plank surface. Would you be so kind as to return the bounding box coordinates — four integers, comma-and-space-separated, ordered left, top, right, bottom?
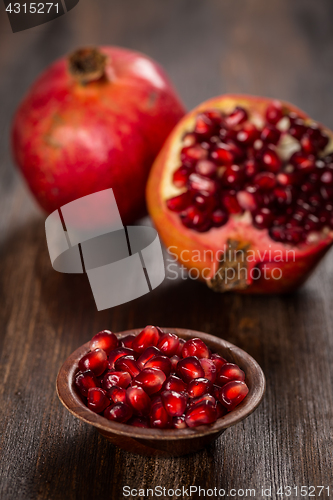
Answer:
0, 0, 333, 498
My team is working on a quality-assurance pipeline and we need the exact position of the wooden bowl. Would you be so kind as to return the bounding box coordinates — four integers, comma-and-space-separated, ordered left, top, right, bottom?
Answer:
56, 328, 265, 457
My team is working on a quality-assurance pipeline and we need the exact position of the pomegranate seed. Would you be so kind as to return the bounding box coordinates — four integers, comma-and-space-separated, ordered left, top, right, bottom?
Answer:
273, 188, 292, 205
225, 106, 248, 128
121, 335, 136, 349
290, 152, 316, 173
177, 356, 205, 383
195, 159, 218, 178
107, 386, 127, 404
108, 347, 137, 370
269, 226, 286, 242
216, 363, 245, 386
276, 171, 298, 186
157, 333, 180, 357
254, 172, 276, 191
79, 349, 108, 376
150, 400, 172, 428
237, 190, 258, 212
304, 214, 321, 232
181, 145, 207, 164
321, 169, 333, 185
132, 368, 166, 395
189, 393, 216, 408
244, 158, 260, 178
289, 118, 306, 140
173, 166, 192, 187
128, 416, 149, 428
259, 148, 281, 173
176, 338, 185, 357
194, 113, 217, 137
103, 370, 132, 390
260, 125, 281, 145
236, 123, 259, 145
170, 355, 181, 372
252, 208, 274, 230
114, 356, 140, 378
182, 338, 210, 359
216, 402, 228, 418
126, 386, 151, 416
211, 209, 229, 227
166, 192, 192, 212
188, 173, 218, 195
161, 390, 188, 417
89, 330, 118, 354
188, 378, 213, 398
200, 358, 217, 383
266, 101, 283, 124
185, 400, 217, 428
221, 164, 245, 188
211, 353, 227, 372
87, 388, 110, 413
221, 192, 243, 214
193, 193, 216, 213
217, 381, 249, 411
163, 375, 187, 393
137, 346, 161, 370
172, 416, 187, 429
145, 355, 172, 376
104, 402, 133, 422
211, 142, 243, 166
132, 325, 160, 353
75, 370, 97, 397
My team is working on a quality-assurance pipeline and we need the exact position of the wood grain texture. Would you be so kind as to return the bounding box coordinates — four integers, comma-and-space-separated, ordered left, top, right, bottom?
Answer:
0, 0, 333, 498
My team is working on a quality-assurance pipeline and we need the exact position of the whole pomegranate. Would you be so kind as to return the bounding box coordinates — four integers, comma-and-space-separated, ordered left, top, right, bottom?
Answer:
147, 95, 333, 293
12, 47, 185, 224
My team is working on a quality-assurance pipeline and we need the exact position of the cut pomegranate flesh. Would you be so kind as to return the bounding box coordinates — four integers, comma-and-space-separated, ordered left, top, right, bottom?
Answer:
77, 327, 250, 429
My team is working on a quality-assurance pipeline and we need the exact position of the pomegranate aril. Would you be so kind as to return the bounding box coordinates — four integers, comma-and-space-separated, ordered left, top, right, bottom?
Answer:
236, 123, 259, 145
259, 148, 281, 173
173, 166, 192, 188
145, 355, 172, 376
177, 356, 205, 383
200, 358, 217, 383
269, 226, 286, 242
79, 349, 108, 376
172, 416, 187, 429
211, 209, 229, 227
75, 370, 97, 397
211, 142, 242, 166
89, 330, 118, 354
277, 171, 298, 186
114, 356, 140, 378
149, 400, 172, 429
126, 386, 151, 416
189, 393, 216, 408
290, 152, 316, 173
187, 378, 213, 398
266, 101, 283, 125
260, 125, 281, 145
321, 169, 333, 185
132, 367, 166, 395
181, 145, 207, 165
185, 401, 217, 428
137, 346, 161, 370
176, 338, 185, 357
166, 192, 192, 212
216, 402, 228, 418
237, 190, 258, 212
273, 188, 292, 206
182, 338, 210, 359
195, 159, 217, 178
254, 172, 276, 191
188, 173, 218, 195
289, 118, 306, 140
211, 353, 227, 372
87, 388, 110, 413
108, 347, 137, 370
157, 333, 180, 357
121, 334, 136, 349
103, 370, 132, 390
225, 106, 248, 128
216, 363, 245, 387
221, 164, 245, 188
132, 325, 160, 353
217, 380, 249, 411
193, 193, 216, 213
107, 386, 127, 404
170, 355, 181, 373
252, 208, 274, 230
104, 402, 133, 422
304, 214, 321, 232
128, 416, 149, 428
221, 192, 243, 214
161, 390, 188, 417
162, 375, 187, 393
244, 158, 260, 178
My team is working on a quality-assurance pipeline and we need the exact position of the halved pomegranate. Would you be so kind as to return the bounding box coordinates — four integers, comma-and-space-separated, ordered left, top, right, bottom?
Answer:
147, 95, 333, 293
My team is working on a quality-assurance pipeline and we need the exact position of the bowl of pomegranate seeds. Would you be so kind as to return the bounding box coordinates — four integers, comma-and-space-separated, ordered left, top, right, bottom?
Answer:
57, 327, 265, 456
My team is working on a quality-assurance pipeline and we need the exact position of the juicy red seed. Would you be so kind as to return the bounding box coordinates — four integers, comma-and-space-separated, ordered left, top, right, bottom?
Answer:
193, 193, 216, 213
194, 114, 217, 137
87, 388, 110, 413
289, 118, 306, 140
200, 358, 217, 383
189, 394, 216, 408
126, 386, 151, 416
172, 416, 187, 429
195, 160, 217, 177
162, 375, 187, 393
108, 347, 137, 370
166, 192, 192, 212
211, 353, 228, 372
185, 401, 217, 428
114, 356, 140, 378
157, 333, 180, 357
217, 381, 249, 411
265, 101, 283, 124
176, 338, 185, 357
182, 338, 210, 359
244, 158, 260, 178
177, 356, 205, 383
216, 402, 228, 418
254, 172, 276, 191
107, 386, 127, 404
252, 208, 274, 230
161, 390, 188, 417
211, 142, 243, 166
89, 331, 118, 355
236, 123, 259, 145
225, 106, 248, 128
102, 371, 132, 390
132, 326, 160, 353
290, 152, 316, 173
187, 378, 213, 398
188, 173, 218, 195
137, 346, 161, 370
104, 402, 133, 422
170, 355, 181, 373
221, 193, 243, 214
79, 349, 108, 377
304, 214, 321, 232
237, 190, 258, 212
149, 400, 172, 429
273, 188, 292, 205
75, 370, 97, 397
221, 164, 245, 188
173, 166, 192, 188
259, 148, 281, 173
260, 125, 281, 145
128, 417, 149, 428
121, 335, 136, 349
211, 209, 229, 227
269, 226, 285, 242
181, 145, 207, 164
216, 363, 245, 387
145, 355, 172, 376
276, 171, 298, 186
321, 170, 333, 185
132, 368, 166, 395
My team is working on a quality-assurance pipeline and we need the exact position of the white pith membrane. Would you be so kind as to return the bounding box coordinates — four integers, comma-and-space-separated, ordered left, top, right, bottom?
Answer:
159, 98, 333, 288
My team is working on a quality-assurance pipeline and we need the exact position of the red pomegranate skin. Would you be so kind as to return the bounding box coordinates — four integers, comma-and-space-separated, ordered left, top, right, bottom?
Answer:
11, 46, 185, 224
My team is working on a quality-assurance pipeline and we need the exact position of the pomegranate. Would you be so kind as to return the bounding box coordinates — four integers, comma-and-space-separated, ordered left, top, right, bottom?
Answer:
147, 95, 333, 293
74, 326, 250, 428
12, 47, 185, 224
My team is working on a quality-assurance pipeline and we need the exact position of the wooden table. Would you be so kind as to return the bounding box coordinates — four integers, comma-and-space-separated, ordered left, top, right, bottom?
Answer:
1, 0, 333, 498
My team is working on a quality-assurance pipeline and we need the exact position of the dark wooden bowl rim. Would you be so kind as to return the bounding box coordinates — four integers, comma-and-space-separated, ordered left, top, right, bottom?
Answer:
57, 328, 266, 441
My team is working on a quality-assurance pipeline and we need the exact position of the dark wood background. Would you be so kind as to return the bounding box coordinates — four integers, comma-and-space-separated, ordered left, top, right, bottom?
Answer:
1, 0, 333, 498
